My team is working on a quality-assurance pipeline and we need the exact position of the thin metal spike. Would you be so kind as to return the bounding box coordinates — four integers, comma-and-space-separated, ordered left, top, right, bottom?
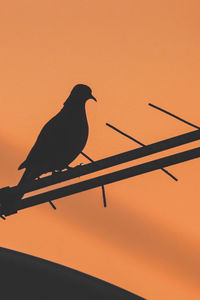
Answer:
160, 168, 178, 181
101, 185, 107, 207
81, 152, 107, 207
81, 152, 94, 163
49, 201, 56, 210
19, 147, 200, 211
106, 123, 178, 182
106, 123, 144, 146
149, 103, 200, 130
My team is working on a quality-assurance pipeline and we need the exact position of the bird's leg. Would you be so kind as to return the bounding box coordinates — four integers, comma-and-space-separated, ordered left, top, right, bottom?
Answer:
51, 169, 64, 176
51, 170, 59, 176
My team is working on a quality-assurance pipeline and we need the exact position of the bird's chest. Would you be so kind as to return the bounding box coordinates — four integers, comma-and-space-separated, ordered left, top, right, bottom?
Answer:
57, 111, 88, 148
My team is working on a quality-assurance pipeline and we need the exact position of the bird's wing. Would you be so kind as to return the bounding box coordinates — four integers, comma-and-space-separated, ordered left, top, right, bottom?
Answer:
18, 114, 64, 170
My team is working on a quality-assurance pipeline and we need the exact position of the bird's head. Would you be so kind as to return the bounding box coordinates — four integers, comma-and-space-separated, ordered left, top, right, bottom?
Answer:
68, 84, 97, 103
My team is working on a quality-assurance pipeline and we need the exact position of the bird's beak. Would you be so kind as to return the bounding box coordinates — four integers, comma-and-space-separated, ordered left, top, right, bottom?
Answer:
90, 94, 97, 102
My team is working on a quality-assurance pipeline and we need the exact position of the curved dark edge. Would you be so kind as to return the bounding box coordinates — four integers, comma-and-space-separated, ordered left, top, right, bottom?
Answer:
0, 247, 146, 299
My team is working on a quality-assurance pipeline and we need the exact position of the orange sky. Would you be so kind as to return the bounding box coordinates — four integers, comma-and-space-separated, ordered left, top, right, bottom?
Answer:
0, 1, 200, 299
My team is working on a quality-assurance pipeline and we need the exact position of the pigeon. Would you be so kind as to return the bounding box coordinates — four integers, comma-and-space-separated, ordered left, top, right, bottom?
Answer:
18, 84, 97, 187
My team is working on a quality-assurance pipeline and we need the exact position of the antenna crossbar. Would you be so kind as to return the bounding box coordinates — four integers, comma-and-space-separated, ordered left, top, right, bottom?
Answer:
13, 129, 200, 194
0, 129, 199, 217
18, 146, 200, 211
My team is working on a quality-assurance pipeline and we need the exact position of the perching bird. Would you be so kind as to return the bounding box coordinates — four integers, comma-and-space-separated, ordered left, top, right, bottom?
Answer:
18, 84, 97, 187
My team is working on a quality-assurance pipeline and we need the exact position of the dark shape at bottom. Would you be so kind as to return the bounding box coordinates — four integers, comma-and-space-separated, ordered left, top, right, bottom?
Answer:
0, 247, 145, 299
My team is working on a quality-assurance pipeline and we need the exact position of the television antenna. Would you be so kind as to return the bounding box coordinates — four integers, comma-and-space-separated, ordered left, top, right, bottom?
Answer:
0, 104, 199, 219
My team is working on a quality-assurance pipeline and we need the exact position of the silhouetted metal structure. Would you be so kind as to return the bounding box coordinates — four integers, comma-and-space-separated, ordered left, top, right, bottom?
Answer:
0, 105, 199, 219
106, 123, 178, 181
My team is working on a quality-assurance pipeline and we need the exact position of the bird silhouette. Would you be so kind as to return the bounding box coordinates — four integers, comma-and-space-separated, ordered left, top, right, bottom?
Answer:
18, 84, 97, 187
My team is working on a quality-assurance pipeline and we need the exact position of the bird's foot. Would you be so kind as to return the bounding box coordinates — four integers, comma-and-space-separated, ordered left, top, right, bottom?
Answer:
51, 170, 62, 176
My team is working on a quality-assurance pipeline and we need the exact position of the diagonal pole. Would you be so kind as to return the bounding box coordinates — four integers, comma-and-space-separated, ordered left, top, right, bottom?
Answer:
81, 152, 107, 207
1, 135, 200, 217
106, 123, 178, 181
148, 103, 200, 129
17, 147, 200, 212
48, 200, 56, 210
8, 129, 200, 195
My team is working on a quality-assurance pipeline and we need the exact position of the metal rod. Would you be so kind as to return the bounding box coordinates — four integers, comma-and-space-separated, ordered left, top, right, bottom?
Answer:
81, 152, 94, 163
81, 152, 107, 207
106, 123, 178, 181
149, 103, 200, 129
160, 168, 177, 181
14, 129, 199, 195
49, 200, 56, 210
106, 123, 144, 146
101, 185, 107, 207
18, 147, 200, 211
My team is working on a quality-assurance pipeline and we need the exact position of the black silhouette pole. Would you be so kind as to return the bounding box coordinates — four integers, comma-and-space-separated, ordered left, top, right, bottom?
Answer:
8, 128, 200, 197
81, 152, 107, 207
0, 128, 200, 218
106, 123, 178, 181
17, 146, 200, 212
48, 200, 57, 210
10, 129, 200, 195
148, 103, 200, 129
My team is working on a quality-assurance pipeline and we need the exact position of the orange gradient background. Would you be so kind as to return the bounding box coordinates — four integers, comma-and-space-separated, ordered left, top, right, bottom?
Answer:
0, 1, 200, 299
